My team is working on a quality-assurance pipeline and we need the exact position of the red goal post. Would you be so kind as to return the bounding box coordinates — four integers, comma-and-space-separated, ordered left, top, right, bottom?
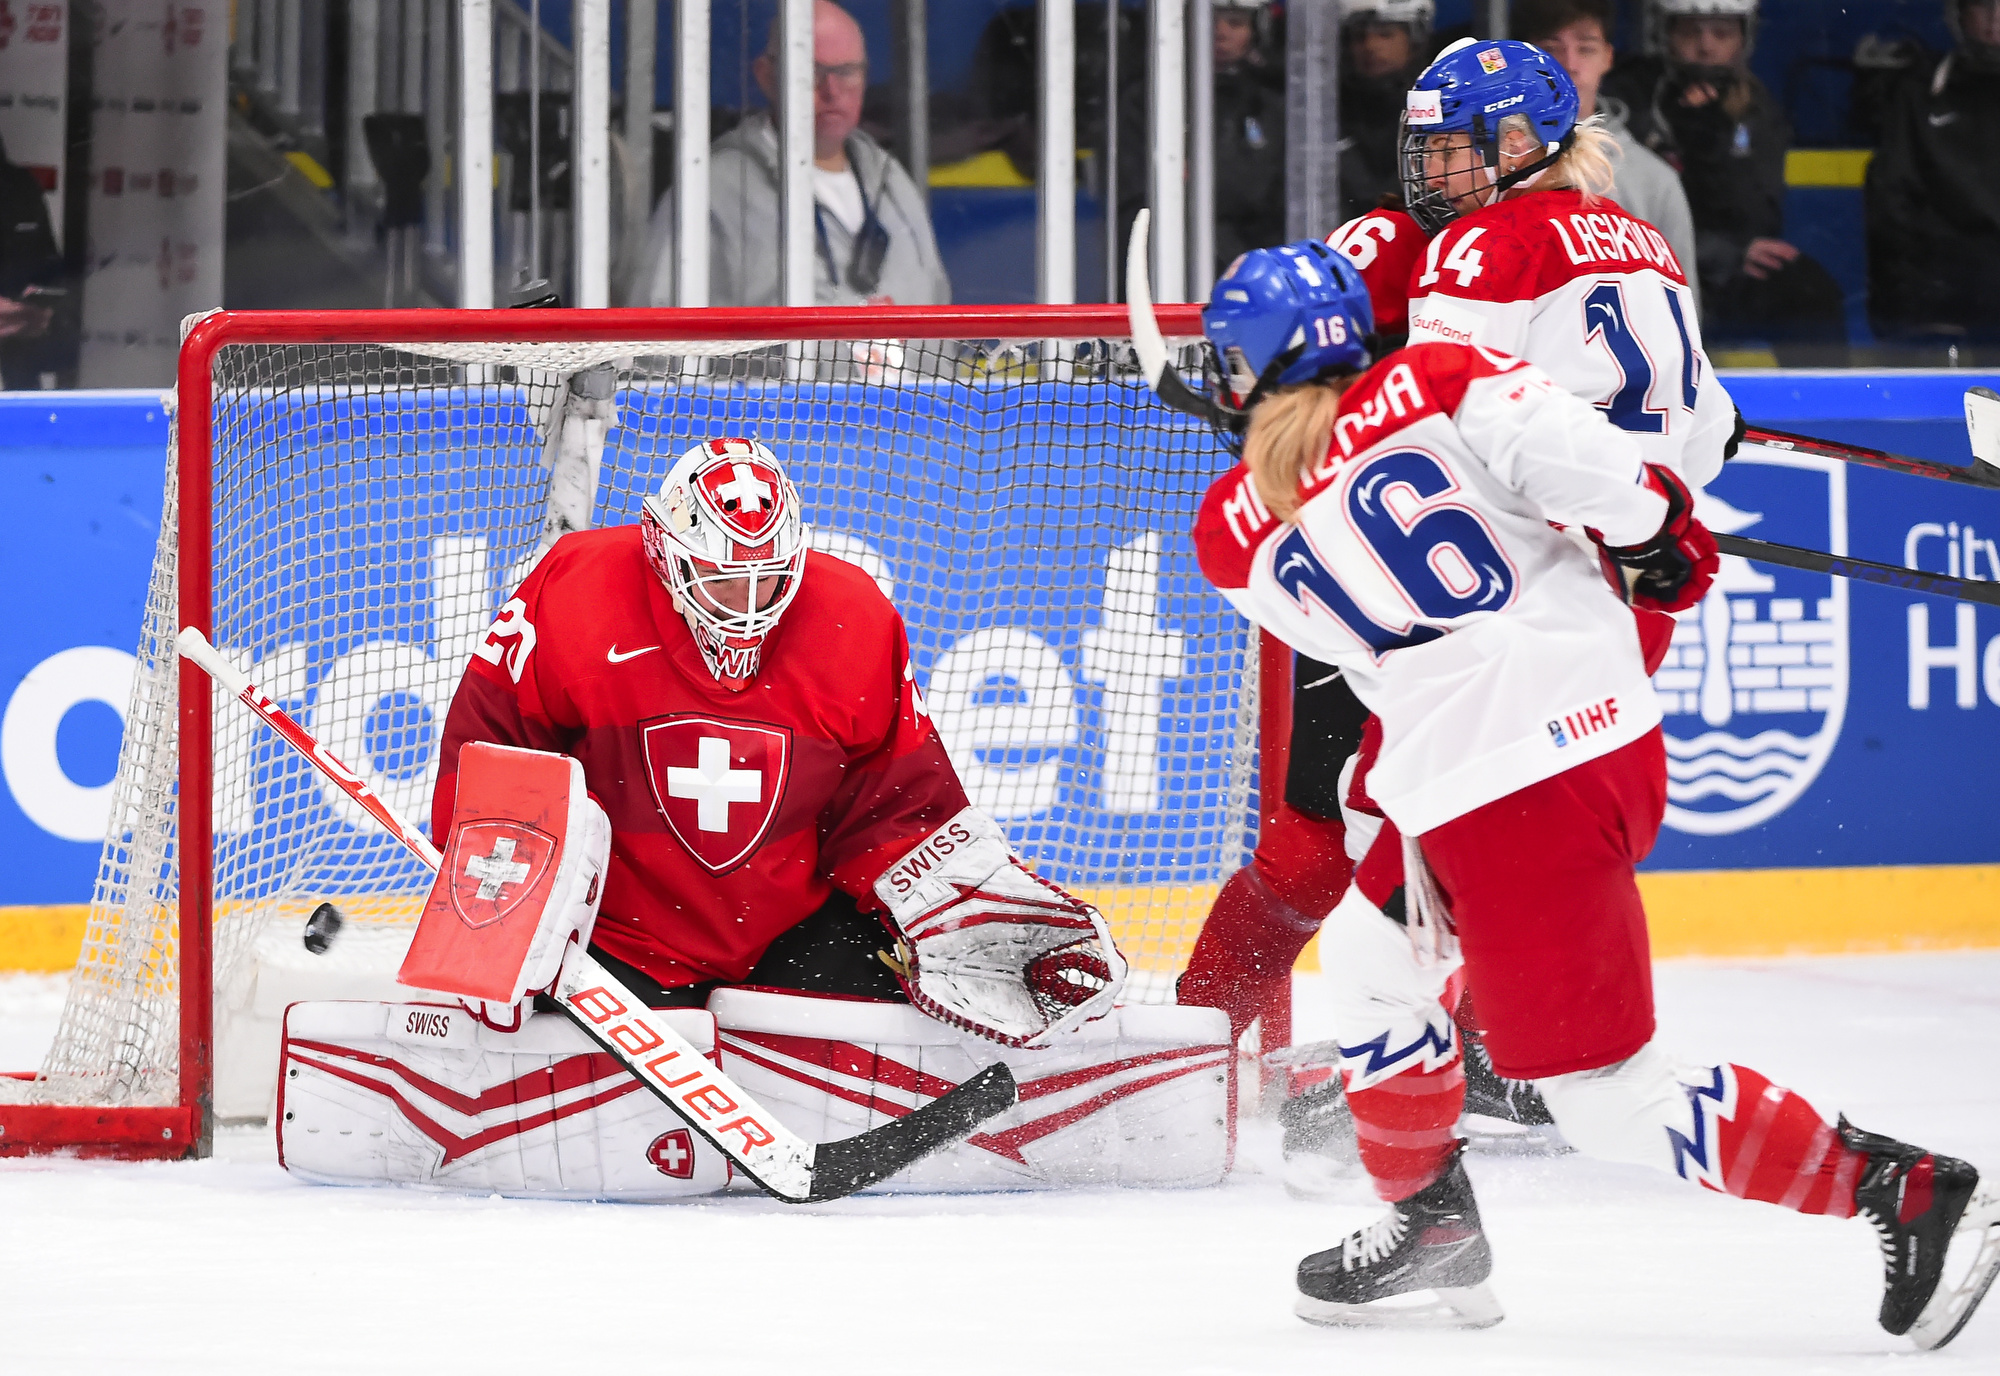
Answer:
1, 304, 1300, 1160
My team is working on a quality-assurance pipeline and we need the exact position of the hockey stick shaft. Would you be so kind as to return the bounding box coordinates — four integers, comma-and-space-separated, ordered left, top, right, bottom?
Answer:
175, 627, 1015, 1203
1742, 427, 2000, 491
1713, 535, 2000, 607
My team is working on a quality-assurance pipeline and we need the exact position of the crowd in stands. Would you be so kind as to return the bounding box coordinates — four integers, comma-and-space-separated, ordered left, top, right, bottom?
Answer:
624, 0, 2000, 364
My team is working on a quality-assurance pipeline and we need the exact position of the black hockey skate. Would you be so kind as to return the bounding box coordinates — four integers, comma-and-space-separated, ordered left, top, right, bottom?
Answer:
1295, 1148, 1503, 1330
1842, 1117, 2000, 1350
1459, 1031, 1566, 1155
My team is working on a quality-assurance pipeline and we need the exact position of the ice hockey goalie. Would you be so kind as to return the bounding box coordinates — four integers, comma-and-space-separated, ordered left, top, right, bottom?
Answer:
277, 438, 1230, 1199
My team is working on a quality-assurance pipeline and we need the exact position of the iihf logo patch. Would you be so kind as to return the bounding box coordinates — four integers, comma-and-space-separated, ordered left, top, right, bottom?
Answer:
1652, 445, 1849, 836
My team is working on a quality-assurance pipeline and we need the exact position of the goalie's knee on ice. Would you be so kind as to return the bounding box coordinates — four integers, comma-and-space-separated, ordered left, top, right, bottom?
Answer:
710, 987, 1233, 1190
278, 1000, 731, 1200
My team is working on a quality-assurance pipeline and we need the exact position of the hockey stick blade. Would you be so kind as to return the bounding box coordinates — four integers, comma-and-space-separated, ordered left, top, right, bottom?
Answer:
180, 626, 1018, 1204
1125, 209, 1224, 425
1966, 387, 2000, 483
801, 1062, 1020, 1203
1742, 428, 2000, 491
1713, 534, 2000, 607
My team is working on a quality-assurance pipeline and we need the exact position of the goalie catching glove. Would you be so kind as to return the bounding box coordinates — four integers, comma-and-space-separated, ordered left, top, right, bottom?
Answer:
875, 809, 1128, 1048
1601, 464, 1719, 615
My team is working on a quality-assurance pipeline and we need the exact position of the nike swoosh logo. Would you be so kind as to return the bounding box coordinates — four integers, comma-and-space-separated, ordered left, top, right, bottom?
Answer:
606, 644, 661, 663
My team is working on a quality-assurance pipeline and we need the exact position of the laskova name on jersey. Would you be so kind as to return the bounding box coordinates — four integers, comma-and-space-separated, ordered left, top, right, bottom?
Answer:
1404, 190, 1730, 489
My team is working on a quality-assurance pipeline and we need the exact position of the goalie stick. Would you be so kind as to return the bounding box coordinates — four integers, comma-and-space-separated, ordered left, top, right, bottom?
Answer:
176, 626, 1016, 1203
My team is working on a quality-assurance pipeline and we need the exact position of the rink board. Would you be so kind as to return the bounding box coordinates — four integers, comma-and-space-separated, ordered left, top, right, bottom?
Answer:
1, 375, 1997, 969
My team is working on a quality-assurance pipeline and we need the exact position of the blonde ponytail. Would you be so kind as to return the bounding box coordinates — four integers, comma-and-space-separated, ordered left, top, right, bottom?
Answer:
1242, 381, 1347, 523
1544, 116, 1621, 203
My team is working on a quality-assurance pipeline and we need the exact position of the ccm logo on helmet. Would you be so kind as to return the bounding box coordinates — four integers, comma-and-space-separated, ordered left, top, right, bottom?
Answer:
1482, 93, 1526, 113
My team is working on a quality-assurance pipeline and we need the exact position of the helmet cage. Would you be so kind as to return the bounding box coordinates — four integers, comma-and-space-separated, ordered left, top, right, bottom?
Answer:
640, 440, 808, 687
1400, 116, 1574, 234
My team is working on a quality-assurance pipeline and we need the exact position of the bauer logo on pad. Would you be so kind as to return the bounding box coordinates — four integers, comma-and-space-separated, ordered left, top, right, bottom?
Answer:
446, 820, 559, 929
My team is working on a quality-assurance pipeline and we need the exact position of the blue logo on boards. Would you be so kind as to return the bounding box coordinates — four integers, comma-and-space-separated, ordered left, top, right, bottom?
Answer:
1653, 445, 1849, 836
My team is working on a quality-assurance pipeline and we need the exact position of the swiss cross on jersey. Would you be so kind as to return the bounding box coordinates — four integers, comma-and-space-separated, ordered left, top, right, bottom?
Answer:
444, 820, 558, 928
641, 715, 794, 873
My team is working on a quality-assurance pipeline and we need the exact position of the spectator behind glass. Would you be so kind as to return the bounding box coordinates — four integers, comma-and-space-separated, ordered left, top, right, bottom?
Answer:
1604, 0, 1847, 364
0, 134, 68, 388
1516, 0, 1701, 313
638, 0, 949, 307
1338, 1, 1434, 222
1213, 0, 1287, 272
1867, 0, 2000, 358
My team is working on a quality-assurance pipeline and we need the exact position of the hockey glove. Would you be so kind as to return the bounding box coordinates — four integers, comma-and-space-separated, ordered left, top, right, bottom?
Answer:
1602, 464, 1719, 615
874, 809, 1128, 1048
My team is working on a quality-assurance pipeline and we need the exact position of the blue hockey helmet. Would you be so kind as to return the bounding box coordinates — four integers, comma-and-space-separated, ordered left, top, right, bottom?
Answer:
1201, 239, 1374, 420
1400, 37, 1580, 232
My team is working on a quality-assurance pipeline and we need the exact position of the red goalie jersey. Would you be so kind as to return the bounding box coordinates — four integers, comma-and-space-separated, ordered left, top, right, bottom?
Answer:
433, 529, 970, 990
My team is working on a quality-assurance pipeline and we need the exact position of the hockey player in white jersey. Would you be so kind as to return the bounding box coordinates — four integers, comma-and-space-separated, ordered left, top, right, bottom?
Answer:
1400, 37, 1739, 491
1179, 239, 2000, 1349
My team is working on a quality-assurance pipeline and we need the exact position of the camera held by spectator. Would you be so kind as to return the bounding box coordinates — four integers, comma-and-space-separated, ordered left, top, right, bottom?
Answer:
1605, 0, 1848, 364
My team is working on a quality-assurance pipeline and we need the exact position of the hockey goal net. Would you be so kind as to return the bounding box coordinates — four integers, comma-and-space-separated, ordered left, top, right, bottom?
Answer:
0, 305, 1288, 1158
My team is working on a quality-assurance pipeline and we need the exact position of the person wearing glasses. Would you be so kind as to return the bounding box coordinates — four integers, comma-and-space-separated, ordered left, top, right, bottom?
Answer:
641, 0, 951, 308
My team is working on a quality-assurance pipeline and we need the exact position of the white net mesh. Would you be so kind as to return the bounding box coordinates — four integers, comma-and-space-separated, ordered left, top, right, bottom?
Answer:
26, 331, 1258, 1111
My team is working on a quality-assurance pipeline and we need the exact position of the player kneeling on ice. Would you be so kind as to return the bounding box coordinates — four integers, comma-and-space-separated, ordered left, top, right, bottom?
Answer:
278, 438, 1230, 1200
1171, 241, 2000, 1349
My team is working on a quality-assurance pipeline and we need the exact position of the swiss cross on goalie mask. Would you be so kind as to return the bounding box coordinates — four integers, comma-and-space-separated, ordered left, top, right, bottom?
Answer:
443, 820, 559, 929
694, 446, 785, 550
640, 715, 793, 873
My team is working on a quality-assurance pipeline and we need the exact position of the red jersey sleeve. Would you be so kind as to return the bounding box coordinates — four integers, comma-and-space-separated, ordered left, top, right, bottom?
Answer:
813, 582, 973, 907
431, 548, 582, 841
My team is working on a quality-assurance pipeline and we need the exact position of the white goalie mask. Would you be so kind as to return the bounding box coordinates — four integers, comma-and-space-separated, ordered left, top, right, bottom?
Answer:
640, 439, 808, 690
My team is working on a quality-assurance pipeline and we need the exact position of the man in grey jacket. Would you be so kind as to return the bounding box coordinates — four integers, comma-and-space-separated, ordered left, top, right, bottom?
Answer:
640, 0, 950, 307
1518, 0, 1701, 312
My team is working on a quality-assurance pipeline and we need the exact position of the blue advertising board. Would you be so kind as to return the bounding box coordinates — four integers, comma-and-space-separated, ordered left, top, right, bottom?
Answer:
1, 374, 1997, 915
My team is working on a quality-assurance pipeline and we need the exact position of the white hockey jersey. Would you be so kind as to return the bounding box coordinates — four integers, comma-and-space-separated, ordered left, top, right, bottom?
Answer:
1194, 343, 1670, 835
1404, 188, 1734, 489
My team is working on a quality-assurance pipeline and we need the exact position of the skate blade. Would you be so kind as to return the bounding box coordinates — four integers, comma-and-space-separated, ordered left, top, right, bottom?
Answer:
1908, 1185, 2000, 1351
1294, 1283, 1505, 1331
1459, 1114, 1570, 1156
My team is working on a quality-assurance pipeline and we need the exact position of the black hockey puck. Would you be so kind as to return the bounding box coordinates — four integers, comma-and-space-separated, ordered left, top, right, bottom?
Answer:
303, 902, 345, 955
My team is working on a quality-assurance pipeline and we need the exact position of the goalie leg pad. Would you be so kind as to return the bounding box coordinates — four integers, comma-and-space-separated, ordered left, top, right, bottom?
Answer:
278, 1001, 730, 1200
711, 988, 1231, 1190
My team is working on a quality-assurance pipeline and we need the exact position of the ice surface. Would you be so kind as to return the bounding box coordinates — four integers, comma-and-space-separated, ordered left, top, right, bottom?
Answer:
3, 952, 1997, 1375
0, 973, 65, 1072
